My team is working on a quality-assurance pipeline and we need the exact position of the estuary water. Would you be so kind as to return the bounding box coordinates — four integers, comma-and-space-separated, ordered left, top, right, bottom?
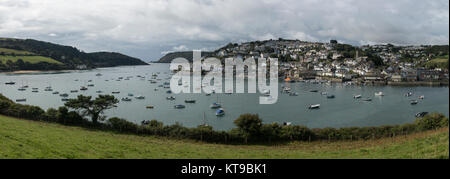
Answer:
0, 64, 448, 130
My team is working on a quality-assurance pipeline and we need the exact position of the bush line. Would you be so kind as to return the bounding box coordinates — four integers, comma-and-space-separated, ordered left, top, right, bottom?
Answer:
1, 93, 448, 144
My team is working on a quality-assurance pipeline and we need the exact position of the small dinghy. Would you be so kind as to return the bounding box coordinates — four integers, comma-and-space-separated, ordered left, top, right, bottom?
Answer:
210, 102, 222, 109
185, 99, 196, 103
135, 95, 145, 100
362, 98, 372, 102
121, 97, 132, 102
174, 104, 186, 109
308, 104, 320, 109
16, 99, 27, 102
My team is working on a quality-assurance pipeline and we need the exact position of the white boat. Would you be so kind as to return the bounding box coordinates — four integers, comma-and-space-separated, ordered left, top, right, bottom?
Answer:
135, 95, 145, 100
354, 95, 362, 99
309, 104, 320, 109
405, 92, 413, 97
410, 100, 418, 105
375, 92, 384, 96
283, 122, 292, 126
166, 96, 176, 100
261, 89, 270, 95
418, 96, 425, 100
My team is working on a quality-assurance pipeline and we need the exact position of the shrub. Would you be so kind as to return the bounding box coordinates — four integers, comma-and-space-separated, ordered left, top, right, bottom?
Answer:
44, 108, 59, 123
234, 114, 262, 142
280, 125, 313, 141
415, 113, 449, 131
108, 117, 138, 133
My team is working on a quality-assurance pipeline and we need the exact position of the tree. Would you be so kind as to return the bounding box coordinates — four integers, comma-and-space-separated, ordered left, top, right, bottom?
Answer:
64, 95, 119, 124
234, 114, 262, 143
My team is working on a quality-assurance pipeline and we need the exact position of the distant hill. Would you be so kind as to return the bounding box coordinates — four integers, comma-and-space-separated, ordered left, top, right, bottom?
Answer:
157, 51, 214, 63
0, 38, 148, 71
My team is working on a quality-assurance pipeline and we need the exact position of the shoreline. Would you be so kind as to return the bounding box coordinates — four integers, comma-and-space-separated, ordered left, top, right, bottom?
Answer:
0, 70, 43, 74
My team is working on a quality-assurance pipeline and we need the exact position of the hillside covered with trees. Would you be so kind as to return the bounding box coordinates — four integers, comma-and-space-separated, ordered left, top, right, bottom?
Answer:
0, 38, 148, 71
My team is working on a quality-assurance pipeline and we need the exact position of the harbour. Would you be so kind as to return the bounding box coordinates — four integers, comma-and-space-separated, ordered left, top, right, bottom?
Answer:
0, 64, 448, 130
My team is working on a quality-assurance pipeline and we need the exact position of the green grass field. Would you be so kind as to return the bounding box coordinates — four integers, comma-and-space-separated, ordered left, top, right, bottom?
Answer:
425, 55, 449, 69
0, 55, 62, 65
0, 48, 35, 55
0, 115, 448, 159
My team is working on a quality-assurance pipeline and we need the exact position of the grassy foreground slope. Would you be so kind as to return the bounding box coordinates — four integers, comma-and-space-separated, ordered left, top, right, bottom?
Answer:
0, 115, 448, 159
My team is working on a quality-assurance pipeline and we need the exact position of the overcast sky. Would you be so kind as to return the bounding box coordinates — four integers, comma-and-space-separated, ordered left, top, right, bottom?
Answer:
0, 0, 448, 61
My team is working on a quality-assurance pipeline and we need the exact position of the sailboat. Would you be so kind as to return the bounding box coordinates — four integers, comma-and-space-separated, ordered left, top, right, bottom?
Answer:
210, 94, 222, 109
200, 112, 209, 127
215, 108, 225, 116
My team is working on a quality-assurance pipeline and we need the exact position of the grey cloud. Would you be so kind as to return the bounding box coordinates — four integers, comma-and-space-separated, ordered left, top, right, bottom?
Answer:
0, 0, 448, 61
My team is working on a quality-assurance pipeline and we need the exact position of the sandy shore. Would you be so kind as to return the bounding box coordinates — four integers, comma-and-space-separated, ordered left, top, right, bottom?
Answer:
0, 70, 43, 74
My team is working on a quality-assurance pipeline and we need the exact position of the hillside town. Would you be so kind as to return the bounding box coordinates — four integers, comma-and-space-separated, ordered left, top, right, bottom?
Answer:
210, 39, 449, 85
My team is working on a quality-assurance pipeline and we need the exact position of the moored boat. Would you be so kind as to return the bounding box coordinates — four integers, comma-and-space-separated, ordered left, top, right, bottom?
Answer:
375, 92, 384, 96
185, 99, 196, 103
415, 112, 428, 118
16, 99, 26, 102
210, 102, 221, 109
121, 97, 132, 102
174, 104, 186, 109
308, 104, 320, 109
362, 98, 372, 101
215, 108, 225, 116
135, 95, 145, 100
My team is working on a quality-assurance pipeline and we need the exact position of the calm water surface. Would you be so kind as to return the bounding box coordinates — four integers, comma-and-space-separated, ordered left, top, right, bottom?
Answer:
1, 64, 448, 130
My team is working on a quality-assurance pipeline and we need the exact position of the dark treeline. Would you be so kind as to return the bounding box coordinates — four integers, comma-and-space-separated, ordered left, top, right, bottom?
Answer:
0, 94, 448, 144
0, 59, 68, 71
